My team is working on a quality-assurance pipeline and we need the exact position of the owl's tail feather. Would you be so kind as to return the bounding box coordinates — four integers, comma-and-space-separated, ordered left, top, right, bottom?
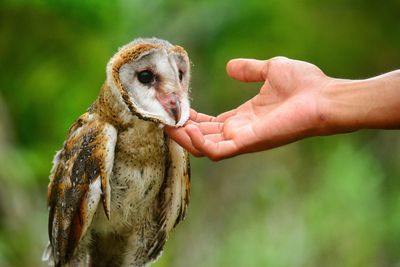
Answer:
42, 242, 55, 266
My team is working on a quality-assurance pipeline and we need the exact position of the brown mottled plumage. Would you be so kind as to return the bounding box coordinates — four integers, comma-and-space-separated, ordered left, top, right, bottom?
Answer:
43, 38, 191, 267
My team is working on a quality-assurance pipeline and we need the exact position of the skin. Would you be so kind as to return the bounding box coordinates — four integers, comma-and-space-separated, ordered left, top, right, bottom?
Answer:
165, 57, 400, 161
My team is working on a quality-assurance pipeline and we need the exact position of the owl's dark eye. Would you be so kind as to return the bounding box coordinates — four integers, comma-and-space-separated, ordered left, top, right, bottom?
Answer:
179, 70, 184, 82
137, 70, 154, 84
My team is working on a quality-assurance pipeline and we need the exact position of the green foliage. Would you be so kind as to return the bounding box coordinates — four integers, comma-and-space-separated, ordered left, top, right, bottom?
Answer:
0, 0, 399, 266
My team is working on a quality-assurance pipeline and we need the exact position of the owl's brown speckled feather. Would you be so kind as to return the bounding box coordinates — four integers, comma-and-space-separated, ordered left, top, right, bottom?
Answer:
44, 38, 191, 267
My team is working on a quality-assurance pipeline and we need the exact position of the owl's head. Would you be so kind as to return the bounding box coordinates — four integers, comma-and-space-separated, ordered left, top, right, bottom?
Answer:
106, 38, 191, 127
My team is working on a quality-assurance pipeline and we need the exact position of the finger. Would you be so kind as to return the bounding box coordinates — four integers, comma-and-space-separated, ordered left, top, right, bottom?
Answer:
190, 108, 235, 123
164, 126, 203, 157
190, 109, 215, 122
214, 109, 236, 122
197, 122, 224, 135
226, 59, 267, 82
186, 124, 238, 161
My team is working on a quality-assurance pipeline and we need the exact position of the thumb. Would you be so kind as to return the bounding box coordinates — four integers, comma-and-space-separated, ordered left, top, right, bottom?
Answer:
226, 59, 267, 82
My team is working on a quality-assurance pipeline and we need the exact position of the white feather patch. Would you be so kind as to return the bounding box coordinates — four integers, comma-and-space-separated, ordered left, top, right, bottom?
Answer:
101, 124, 118, 219
81, 177, 102, 236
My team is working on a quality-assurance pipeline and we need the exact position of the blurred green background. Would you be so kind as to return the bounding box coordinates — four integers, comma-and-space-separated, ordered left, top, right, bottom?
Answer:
0, 0, 400, 266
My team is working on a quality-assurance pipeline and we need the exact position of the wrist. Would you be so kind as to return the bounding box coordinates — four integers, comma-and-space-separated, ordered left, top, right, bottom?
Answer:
318, 71, 400, 134
319, 78, 366, 134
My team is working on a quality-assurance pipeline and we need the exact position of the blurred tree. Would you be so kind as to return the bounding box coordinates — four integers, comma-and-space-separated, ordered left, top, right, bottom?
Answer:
0, 0, 399, 266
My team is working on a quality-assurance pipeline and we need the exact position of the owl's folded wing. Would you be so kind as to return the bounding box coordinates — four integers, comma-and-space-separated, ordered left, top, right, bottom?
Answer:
45, 113, 117, 266
147, 137, 190, 261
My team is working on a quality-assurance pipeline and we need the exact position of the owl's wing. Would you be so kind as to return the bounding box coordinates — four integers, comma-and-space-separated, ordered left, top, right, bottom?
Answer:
148, 136, 190, 260
45, 113, 117, 266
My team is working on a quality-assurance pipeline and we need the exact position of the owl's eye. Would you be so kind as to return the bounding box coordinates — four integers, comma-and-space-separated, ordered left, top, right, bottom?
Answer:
179, 70, 184, 82
137, 70, 154, 84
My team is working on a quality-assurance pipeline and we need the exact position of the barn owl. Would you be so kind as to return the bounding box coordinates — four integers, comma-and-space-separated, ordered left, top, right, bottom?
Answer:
43, 38, 191, 267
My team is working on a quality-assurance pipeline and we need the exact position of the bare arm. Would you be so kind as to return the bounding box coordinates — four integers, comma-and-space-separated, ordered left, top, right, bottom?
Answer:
165, 57, 400, 161
323, 71, 400, 131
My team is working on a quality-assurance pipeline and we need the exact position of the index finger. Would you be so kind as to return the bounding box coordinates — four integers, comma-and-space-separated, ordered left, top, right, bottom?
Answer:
190, 109, 216, 123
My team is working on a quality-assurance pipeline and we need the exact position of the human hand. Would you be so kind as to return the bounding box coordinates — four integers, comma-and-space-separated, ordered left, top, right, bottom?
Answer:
165, 57, 334, 160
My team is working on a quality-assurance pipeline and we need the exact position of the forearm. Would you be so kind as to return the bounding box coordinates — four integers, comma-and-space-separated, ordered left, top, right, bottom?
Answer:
322, 70, 400, 134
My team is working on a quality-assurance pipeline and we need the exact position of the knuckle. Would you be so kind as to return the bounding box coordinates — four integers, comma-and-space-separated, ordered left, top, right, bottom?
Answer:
268, 56, 290, 68
264, 56, 291, 77
242, 61, 253, 82
270, 56, 289, 62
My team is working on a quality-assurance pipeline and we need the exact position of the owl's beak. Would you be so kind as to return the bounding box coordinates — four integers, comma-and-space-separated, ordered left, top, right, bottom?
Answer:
169, 99, 181, 124
157, 92, 181, 124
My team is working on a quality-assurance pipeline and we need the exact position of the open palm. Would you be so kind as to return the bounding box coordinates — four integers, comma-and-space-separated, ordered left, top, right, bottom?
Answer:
165, 57, 332, 160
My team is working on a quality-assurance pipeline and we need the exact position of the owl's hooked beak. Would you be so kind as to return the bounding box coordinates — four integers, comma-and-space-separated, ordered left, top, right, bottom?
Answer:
157, 92, 181, 125
170, 100, 181, 124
